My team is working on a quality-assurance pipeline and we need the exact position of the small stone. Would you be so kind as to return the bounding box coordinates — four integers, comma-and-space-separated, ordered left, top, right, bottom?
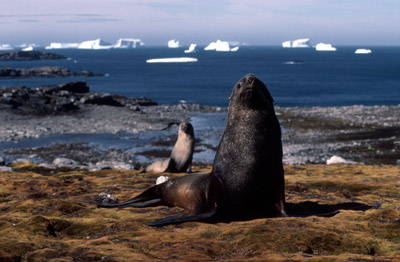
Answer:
156, 176, 169, 185
53, 157, 78, 168
0, 166, 13, 172
96, 192, 118, 204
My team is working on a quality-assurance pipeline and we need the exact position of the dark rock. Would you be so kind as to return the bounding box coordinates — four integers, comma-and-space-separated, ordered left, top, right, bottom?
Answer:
80, 93, 123, 107
59, 81, 90, 93
0, 50, 66, 61
0, 66, 99, 79
0, 81, 157, 115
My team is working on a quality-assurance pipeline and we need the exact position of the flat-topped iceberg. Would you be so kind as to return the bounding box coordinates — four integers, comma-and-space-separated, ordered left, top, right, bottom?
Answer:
168, 39, 180, 48
184, 44, 197, 53
282, 38, 310, 48
45, 38, 145, 50
204, 40, 239, 52
146, 57, 198, 63
46, 43, 80, 49
355, 48, 372, 54
78, 39, 113, 49
315, 43, 337, 51
114, 38, 144, 48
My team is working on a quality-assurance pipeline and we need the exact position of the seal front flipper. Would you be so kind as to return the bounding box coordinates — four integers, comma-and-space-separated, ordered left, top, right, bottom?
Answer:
147, 209, 217, 227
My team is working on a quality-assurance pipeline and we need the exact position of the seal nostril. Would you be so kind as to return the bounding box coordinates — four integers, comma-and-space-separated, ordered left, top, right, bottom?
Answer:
247, 75, 255, 84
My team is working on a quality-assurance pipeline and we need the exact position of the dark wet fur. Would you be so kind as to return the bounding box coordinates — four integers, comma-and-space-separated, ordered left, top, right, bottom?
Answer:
97, 74, 373, 226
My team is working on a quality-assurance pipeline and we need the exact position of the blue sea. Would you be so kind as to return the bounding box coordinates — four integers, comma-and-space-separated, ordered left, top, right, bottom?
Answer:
1, 46, 399, 107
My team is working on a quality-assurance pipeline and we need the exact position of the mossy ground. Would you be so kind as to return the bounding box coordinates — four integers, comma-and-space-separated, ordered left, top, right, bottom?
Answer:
0, 163, 399, 261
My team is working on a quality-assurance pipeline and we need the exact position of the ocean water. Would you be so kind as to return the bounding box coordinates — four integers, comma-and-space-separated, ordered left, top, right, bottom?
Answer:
1, 46, 399, 107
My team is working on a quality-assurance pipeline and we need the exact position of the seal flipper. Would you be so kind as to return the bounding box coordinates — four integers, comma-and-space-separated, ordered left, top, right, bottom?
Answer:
97, 186, 163, 208
147, 209, 217, 227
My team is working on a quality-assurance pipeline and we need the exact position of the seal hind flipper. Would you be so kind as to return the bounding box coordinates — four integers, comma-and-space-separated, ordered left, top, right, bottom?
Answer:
97, 185, 163, 208
97, 198, 163, 208
147, 209, 217, 227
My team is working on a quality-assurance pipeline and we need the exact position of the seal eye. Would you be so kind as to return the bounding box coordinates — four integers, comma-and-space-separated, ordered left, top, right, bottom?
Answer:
236, 83, 241, 89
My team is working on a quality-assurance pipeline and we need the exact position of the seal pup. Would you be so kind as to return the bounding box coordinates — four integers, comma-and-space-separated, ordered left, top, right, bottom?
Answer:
145, 122, 195, 173
97, 74, 336, 226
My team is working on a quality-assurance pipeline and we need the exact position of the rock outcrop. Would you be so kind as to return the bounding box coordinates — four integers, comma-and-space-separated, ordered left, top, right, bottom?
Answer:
0, 66, 98, 78
0, 50, 66, 61
0, 81, 157, 114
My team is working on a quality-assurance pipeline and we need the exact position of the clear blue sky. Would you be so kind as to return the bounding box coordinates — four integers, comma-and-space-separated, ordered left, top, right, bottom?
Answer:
1, 0, 399, 46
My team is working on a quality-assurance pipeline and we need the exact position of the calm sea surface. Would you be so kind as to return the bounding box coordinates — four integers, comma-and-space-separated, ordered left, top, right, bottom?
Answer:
1, 46, 399, 107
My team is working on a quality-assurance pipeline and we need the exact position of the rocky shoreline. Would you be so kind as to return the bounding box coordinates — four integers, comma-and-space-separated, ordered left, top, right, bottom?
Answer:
0, 81, 399, 170
0, 66, 101, 79
0, 50, 66, 61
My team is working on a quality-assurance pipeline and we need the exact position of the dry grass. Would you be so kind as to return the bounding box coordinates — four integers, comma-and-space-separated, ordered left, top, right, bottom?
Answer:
0, 163, 399, 261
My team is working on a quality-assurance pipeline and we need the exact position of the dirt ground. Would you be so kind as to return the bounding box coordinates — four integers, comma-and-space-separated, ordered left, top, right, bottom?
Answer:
0, 163, 399, 261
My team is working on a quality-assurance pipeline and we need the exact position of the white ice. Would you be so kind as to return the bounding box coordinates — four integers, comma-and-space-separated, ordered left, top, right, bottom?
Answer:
146, 57, 198, 63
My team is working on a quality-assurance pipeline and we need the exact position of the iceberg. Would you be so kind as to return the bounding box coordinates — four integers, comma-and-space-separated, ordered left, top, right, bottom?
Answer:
282, 38, 310, 48
22, 46, 34, 51
355, 48, 372, 54
146, 57, 198, 63
184, 44, 197, 53
282, 41, 291, 48
45, 43, 80, 49
230, 46, 239, 52
0, 44, 13, 51
78, 39, 114, 50
315, 43, 337, 51
113, 38, 144, 48
292, 38, 310, 48
204, 40, 238, 52
168, 39, 180, 48
46, 38, 145, 50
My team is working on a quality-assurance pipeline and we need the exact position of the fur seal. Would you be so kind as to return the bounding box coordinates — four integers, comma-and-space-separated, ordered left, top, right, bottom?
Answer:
145, 122, 195, 173
97, 74, 336, 226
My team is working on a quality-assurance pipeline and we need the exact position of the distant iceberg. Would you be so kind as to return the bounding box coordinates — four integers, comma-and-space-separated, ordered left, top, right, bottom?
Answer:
204, 40, 238, 52
45, 38, 145, 50
184, 44, 197, 53
114, 38, 145, 48
168, 39, 180, 48
282, 38, 310, 48
282, 41, 291, 48
78, 39, 114, 49
315, 43, 337, 51
0, 44, 13, 51
355, 48, 372, 54
146, 57, 198, 63
230, 46, 239, 52
46, 43, 80, 49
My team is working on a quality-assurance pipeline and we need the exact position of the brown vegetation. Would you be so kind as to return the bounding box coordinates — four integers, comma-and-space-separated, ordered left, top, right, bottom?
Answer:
0, 163, 399, 261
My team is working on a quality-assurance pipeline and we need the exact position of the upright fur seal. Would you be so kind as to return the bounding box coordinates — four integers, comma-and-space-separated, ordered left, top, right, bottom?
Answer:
145, 122, 195, 173
97, 74, 334, 225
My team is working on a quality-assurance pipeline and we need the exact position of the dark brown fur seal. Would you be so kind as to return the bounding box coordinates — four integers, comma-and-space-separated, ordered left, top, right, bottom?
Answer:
145, 122, 195, 173
97, 74, 335, 226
